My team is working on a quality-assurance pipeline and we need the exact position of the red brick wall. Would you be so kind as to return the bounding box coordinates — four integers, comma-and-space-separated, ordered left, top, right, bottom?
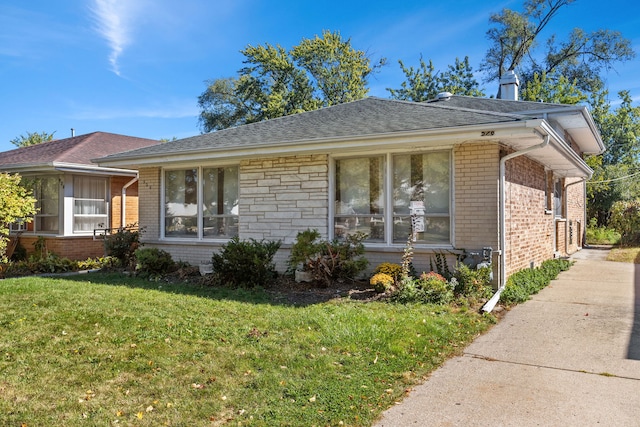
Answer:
564, 177, 585, 254
18, 235, 105, 260
504, 154, 555, 275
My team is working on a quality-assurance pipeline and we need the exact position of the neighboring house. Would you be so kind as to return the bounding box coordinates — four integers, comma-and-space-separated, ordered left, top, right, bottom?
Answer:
0, 132, 159, 260
95, 74, 604, 296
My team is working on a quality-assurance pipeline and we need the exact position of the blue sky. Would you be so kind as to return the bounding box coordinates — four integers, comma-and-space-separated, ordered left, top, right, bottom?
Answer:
1, 0, 639, 152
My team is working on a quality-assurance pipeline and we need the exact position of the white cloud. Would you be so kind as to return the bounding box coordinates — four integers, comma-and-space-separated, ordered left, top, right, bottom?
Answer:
89, 0, 143, 76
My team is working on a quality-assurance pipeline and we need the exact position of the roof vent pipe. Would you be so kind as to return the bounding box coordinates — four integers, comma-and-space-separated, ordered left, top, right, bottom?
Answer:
71, 128, 75, 137
499, 70, 520, 101
436, 92, 453, 101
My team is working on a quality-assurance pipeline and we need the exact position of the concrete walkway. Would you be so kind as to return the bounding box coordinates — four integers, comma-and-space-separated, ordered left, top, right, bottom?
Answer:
375, 247, 640, 426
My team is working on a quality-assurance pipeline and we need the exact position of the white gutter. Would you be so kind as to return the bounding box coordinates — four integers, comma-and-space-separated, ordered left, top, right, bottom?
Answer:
121, 175, 139, 228
482, 131, 551, 313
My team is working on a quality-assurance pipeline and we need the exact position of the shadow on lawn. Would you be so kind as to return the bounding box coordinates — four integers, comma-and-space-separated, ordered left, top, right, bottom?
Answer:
56, 270, 379, 308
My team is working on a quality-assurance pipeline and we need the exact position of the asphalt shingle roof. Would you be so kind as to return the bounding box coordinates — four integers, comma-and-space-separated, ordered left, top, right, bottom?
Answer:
425, 94, 576, 113
97, 97, 531, 162
0, 132, 159, 168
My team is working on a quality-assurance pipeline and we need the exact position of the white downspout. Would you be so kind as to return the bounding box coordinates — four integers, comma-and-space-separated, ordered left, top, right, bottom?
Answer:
482, 132, 550, 312
121, 175, 138, 229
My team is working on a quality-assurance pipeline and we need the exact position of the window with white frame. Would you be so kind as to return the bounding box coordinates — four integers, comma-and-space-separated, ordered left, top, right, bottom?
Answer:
554, 178, 564, 218
334, 156, 385, 241
73, 176, 108, 232
34, 176, 60, 233
164, 166, 239, 239
334, 150, 451, 245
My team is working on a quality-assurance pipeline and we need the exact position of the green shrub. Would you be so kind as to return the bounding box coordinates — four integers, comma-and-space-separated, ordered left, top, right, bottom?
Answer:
286, 229, 323, 274
609, 200, 640, 246
288, 230, 369, 287
500, 258, 573, 305
105, 225, 142, 268
211, 237, 281, 288
135, 247, 175, 276
10, 242, 27, 261
373, 262, 403, 282
393, 271, 453, 304
370, 273, 395, 293
586, 217, 620, 245
453, 263, 493, 301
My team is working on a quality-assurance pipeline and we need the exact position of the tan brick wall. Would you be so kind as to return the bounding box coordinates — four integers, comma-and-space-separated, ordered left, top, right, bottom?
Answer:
504, 154, 554, 275
138, 168, 161, 241
454, 142, 500, 250
564, 177, 585, 254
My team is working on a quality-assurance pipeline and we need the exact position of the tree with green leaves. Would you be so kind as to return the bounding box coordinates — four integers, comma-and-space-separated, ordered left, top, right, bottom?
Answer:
198, 30, 385, 132
520, 70, 586, 104
480, 0, 635, 96
10, 131, 55, 148
0, 173, 37, 262
586, 89, 640, 225
387, 56, 485, 102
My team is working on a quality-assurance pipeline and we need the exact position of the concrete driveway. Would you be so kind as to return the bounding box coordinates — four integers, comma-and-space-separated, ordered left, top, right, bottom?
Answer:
374, 247, 640, 426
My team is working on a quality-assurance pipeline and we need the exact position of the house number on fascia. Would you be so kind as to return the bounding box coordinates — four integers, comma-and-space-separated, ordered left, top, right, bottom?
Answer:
481, 131, 495, 136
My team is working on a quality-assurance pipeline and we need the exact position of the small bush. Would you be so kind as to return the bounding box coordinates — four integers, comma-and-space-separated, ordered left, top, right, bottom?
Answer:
211, 237, 281, 288
105, 225, 142, 268
393, 271, 453, 304
288, 230, 369, 287
453, 263, 493, 301
370, 273, 394, 293
500, 258, 573, 305
286, 229, 323, 274
135, 248, 175, 276
373, 262, 403, 282
609, 200, 640, 246
586, 217, 620, 245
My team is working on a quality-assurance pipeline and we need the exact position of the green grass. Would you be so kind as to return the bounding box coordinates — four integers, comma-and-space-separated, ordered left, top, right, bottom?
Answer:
607, 246, 640, 263
0, 273, 495, 426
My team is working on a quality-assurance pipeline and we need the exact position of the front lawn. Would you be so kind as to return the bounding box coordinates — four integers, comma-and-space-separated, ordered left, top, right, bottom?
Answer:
607, 246, 640, 263
0, 273, 495, 426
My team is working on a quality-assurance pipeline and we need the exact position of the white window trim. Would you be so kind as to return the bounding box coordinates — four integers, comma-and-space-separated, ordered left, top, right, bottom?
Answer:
330, 149, 454, 248
71, 175, 109, 235
161, 164, 239, 242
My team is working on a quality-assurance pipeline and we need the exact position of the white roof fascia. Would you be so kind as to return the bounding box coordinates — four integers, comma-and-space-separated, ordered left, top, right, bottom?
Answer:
51, 162, 138, 176
520, 105, 605, 154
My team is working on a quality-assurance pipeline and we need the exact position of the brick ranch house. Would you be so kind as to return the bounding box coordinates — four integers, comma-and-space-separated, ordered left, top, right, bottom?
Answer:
96, 75, 604, 305
0, 132, 159, 260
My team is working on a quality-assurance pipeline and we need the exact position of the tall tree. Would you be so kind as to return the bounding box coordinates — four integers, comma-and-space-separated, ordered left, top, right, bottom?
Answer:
387, 56, 484, 102
480, 0, 635, 96
10, 131, 55, 148
198, 30, 384, 133
0, 173, 37, 262
520, 70, 586, 104
586, 88, 640, 224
